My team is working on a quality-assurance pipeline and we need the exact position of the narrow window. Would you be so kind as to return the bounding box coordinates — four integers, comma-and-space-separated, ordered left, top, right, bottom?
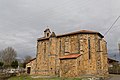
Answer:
60, 40, 61, 52
44, 42, 46, 53
44, 42, 46, 60
98, 39, 101, 52
88, 38, 91, 59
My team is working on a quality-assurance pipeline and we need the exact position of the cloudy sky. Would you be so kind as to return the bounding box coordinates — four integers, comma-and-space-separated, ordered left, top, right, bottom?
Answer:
0, 0, 120, 60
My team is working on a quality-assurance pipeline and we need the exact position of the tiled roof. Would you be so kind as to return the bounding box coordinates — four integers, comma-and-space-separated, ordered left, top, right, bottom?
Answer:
26, 58, 36, 64
57, 30, 103, 37
37, 30, 104, 41
59, 53, 81, 60
80, 30, 99, 33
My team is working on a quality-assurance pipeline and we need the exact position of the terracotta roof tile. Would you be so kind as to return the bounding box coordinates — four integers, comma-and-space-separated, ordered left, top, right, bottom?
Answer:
37, 30, 104, 41
80, 30, 98, 33
59, 53, 81, 59
26, 58, 36, 64
57, 30, 103, 37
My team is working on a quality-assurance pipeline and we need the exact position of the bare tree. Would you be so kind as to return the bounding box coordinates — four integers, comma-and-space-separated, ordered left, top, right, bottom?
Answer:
2, 47, 17, 66
0, 51, 3, 62
24, 55, 32, 63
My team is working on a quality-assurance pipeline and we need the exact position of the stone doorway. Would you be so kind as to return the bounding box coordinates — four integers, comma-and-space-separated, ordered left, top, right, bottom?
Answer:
27, 67, 31, 74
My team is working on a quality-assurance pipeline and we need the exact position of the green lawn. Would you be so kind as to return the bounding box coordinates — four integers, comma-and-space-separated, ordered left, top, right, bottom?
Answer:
9, 75, 82, 80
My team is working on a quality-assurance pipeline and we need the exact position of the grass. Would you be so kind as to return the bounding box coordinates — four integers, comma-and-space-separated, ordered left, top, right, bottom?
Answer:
9, 75, 82, 80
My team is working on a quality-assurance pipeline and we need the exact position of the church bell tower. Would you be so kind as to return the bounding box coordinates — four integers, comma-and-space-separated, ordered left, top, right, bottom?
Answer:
44, 28, 51, 38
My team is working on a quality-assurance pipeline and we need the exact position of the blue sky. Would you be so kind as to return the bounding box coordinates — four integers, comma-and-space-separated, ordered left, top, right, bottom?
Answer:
0, 0, 120, 60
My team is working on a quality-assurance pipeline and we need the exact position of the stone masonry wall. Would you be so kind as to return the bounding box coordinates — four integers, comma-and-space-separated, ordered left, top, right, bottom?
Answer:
60, 59, 78, 77
35, 32, 108, 77
26, 59, 36, 75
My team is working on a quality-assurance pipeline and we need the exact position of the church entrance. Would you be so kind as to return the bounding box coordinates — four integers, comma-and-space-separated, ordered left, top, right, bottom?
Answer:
27, 67, 31, 74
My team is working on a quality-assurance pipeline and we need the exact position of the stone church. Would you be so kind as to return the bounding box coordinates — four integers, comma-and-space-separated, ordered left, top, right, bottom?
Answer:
26, 28, 108, 77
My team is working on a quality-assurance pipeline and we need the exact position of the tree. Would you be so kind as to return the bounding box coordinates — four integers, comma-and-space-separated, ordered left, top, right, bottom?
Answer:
0, 51, 3, 62
11, 60, 18, 69
24, 55, 32, 63
1, 47, 17, 66
0, 62, 4, 68
22, 62, 26, 68
22, 55, 32, 68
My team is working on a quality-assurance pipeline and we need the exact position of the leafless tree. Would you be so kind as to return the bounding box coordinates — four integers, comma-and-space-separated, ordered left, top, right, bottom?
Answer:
24, 55, 32, 63
1, 47, 17, 66
0, 51, 3, 62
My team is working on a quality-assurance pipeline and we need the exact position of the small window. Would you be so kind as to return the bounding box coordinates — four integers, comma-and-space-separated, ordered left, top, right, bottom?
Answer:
47, 33, 49, 37
44, 42, 46, 60
98, 39, 101, 52
60, 40, 61, 52
44, 42, 46, 53
88, 38, 91, 59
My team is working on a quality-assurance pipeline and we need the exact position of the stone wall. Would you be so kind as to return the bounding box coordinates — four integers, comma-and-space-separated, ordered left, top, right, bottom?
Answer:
60, 58, 78, 77
26, 59, 36, 75
34, 30, 108, 77
36, 40, 50, 75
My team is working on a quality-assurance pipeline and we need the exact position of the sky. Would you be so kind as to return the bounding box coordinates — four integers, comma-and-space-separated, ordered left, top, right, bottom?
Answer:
0, 0, 120, 60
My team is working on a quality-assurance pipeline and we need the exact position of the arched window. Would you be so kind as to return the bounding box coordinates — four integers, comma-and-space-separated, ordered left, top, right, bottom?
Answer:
47, 33, 49, 37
